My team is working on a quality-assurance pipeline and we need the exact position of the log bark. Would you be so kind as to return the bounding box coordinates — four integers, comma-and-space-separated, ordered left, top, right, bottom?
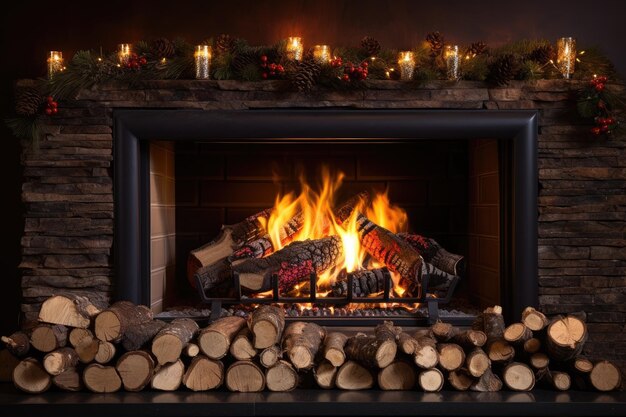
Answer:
198, 316, 246, 360
412, 332, 439, 369
95, 341, 116, 364
572, 356, 593, 374
282, 321, 326, 370
1, 331, 30, 357
30, 324, 67, 353
485, 340, 515, 364
502, 362, 535, 391
229, 328, 257, 360
13, 358, 51, 393
116, 350, 155, 391
470, 367, 502, 392
345, 322, 398, 369
43, 347, 79, 375
451, 330, 487, 350
52, 368, 83, 391
331, 268, 392, 297
448, 369, 473, 391
356, 214, 424, 296
378, 361, 416, 390
0, 349, 20, 382
431, 321, 459, 342
152, 318, 199, 365
259, 345, 282, 368
398, 233, 465, 276
266, 360, 298, 392
335, 360, 374, 390
546, 315, 587, 362
397, 332, 419, 355
95, 301, 154, 342
182, 355, 223, 391
504, 323, 533, 345
122, 319, 167, 351
418, 368, 444, 392
187, 208, 271, 286
437, 343, 465, 372
521, 307, 549, 332
83, 363, 121, 393
314, 360, 337, 389
225, 361, 266, 392
589, 360, 622, 392
68, 328, 93, 348
248, 305, 285, 349
38, 293, 106, 329
323, 332, 348, 367
466, 348, 490, 377
151, 359, 185, 391
184, 343, 200, 358
232, 236, 342, 293
472, 305, 505, 343
536, 367, 571, 391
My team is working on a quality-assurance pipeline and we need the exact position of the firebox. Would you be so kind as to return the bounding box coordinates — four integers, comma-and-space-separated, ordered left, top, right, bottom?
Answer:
114, 109, 538, 324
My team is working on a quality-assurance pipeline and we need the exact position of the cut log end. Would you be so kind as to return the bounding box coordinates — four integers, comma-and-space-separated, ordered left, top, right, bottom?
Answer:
83, 364, 122, 393
266, 360, 298, 392
522, 307, 548, 331
448, 370, 473, 391
589, 361, 622, 392
378, 362, 416, 390
13, 358, 51, 394
438, 343, 465, 372
336, 361, 374, 390
116, 351, 155, 392
418, 368, 444, 392
182, 356, 224, 391
226, 361, 265, 392
503, 362, 535, 391
252, 321, 280, 350
152, 334, 183, 365
289, 345, 315, 370
151, 359, 185, 391
94, 311, 121, 342
314, 361, 337, 389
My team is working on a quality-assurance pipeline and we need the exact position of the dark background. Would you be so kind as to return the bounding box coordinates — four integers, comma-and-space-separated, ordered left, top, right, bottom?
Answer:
1, 0, 625, 334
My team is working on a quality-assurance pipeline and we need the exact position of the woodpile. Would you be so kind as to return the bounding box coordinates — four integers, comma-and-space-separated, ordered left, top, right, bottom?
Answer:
2, 297, 623, 394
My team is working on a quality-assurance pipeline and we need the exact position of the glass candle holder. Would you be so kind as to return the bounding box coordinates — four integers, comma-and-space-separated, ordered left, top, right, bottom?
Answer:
47, 51, 64, 79
313, 45, 331, 64
118, 43, 132, 65
445, 45, 460, 80
194, 45, 212, 80
557, 37, 576, 79
286, 37, 303, 61
397, 51, 415, 81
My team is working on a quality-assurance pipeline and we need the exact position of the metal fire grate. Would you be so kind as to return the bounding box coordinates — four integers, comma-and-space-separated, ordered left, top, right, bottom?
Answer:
196, 272, 460, 325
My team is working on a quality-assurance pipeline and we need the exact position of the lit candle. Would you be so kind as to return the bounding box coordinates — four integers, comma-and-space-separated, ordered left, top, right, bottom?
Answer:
118, 43, 132, 65
445, 45, 460, 80
397, 51, 415, 81
557, 37, 576, 79
313, 45, 331, 64
286, 37, 303, 61
47, 51, 64, 79
194, 45, 212, 80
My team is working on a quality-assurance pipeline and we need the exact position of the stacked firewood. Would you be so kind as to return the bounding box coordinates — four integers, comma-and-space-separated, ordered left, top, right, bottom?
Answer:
1, 296, 621, 393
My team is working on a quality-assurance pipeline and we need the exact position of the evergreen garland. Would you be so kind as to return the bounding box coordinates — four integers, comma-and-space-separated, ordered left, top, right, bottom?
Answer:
5, 35, 625, 142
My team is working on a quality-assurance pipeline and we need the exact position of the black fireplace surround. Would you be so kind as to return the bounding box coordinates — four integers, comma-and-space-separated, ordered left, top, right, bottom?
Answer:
113, 109, 538, 320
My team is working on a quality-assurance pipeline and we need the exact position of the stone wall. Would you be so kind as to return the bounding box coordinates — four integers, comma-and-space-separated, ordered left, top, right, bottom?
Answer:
18, 79, 626, 370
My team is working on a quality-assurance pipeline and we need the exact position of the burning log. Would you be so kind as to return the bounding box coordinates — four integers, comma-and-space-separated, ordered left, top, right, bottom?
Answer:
331, 268, 392, 297
182, 356, 223, 391
355, 214, 424, 296
151, 359, 185, 391
233, 236, 342, 293
248, 305, 285, 349
398, 233, 465, 276
95, 301, 154, 343
282, 322, 326, 370
151, 318, 199, 365
187, 208, 271, 286
13, 358, 51, 393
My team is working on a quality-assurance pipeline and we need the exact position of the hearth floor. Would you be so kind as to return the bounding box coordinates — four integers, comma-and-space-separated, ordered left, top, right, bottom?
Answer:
1, 384, 624, 417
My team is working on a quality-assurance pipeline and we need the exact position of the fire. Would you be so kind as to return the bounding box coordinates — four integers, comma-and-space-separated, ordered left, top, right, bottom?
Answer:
261, 168, 409, 292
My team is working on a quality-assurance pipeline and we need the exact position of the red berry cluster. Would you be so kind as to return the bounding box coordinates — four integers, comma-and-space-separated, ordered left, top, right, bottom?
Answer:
44, 96, 58, 116
591, 116, 617, 136
590, 75, 608, 92
330, 57, 343, 68
260, 55, 284, 79
125, 54, 147, 70
341, 61, 368, 82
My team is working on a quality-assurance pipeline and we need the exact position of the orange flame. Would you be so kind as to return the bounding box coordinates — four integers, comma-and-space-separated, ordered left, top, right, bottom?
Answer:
261, 169, 409, 294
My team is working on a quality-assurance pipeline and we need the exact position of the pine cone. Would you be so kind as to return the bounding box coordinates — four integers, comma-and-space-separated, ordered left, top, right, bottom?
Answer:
527, 45, 555, 64
487, 54, 519, 86
151, 38, 176, 58
232, 51, 258, 74
361, 36, 381, 57
15, 87, 43, 116
292, 59, 321, 92
426, 31, 444, 58
465, 42, 487, 58
215, 34, 235, 54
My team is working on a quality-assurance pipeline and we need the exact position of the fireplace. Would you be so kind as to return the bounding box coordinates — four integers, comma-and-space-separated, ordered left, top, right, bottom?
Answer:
114, 109, 538, 324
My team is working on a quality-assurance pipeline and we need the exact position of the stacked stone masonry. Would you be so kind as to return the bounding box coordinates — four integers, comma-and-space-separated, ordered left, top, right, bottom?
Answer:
18, 79, 626, 372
